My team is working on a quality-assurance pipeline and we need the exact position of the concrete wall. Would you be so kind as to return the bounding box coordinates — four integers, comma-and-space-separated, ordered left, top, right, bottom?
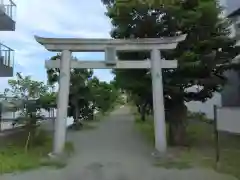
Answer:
217, 107, 240, 133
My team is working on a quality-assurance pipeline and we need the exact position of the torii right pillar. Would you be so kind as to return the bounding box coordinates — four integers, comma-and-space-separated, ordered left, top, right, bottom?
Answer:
151, 48, 167, 153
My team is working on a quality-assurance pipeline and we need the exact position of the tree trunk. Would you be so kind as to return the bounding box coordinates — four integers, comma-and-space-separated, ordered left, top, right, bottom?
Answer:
140, 103, 147, 122
168, 101, 187, 146
74, 103, 80, 124
140, 110, 146, 121
137, 105, 141, 114
75, 110, 79, 123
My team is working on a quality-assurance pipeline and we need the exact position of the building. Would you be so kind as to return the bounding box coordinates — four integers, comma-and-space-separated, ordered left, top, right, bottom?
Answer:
220, 0, 240, 107
0, 0, 16, 77
186, 0, 240, 118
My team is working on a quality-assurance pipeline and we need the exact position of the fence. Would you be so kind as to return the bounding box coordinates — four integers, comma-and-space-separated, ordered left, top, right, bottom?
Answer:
0, 43, 14, 68
0, 0, 16, 21
213, 105, 240, 164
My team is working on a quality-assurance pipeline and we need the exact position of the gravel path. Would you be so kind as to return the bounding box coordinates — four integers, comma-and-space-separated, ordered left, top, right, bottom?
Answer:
1, 106, 237, 180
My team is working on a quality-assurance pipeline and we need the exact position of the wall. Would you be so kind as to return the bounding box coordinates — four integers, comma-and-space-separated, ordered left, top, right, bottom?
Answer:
186, 92, 222, 119
221, 70, 240, 106
1, 108, 57, 121
186, 70, 240, 118
217, 107, 240, 133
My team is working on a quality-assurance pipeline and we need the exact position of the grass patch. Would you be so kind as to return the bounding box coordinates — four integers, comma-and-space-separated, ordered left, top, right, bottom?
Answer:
152, 121, 240, 177
132, 108, 240, 178
40, 141, 74, 169
0, 130, 52, 174
0, 147, 45, 173
134, 114, 155, 145
185, 120, 240, 179
0, 129, 75, 174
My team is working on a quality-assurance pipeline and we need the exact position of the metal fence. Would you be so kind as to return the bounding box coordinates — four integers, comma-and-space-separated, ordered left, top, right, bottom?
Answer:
0, 43, 14, 68
213, 105, 240, 164
0, 0, 16, 21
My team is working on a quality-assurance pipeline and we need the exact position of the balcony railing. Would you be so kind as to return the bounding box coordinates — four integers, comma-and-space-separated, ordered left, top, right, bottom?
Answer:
0, 0, 16, 21
0, 43, 14, 68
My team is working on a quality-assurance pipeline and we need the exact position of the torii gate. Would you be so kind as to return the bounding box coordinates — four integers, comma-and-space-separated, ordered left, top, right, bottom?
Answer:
35, 35, 186, 156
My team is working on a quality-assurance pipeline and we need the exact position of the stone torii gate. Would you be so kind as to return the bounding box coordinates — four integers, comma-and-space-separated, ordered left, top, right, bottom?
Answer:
35, 35, 186, 156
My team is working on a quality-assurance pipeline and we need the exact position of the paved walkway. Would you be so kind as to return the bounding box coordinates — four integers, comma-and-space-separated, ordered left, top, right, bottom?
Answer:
1, 107, 237, 180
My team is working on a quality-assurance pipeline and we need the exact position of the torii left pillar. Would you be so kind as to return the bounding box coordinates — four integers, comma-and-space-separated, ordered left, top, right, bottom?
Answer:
53, 50, 71, 155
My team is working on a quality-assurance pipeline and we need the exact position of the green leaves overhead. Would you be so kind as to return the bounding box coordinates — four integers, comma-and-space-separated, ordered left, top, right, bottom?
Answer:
46, 55, 120, 122
102, 0, 239, 105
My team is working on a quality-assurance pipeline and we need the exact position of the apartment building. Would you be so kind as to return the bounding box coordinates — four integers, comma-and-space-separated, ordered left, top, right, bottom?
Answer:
0, 0, 16, 77
221, 0, 240, 107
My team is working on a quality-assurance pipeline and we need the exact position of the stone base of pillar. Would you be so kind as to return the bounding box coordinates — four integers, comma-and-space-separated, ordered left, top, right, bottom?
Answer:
151, 150, 167, 159
43, 152, 68, 167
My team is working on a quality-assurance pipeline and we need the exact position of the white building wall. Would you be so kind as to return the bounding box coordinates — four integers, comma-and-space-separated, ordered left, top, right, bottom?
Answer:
186, 92, 222, 119
217, 107, 240, 133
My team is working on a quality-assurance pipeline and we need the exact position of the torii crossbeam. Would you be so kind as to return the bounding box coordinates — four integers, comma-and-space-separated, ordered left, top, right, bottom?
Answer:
35, 35, 186, 156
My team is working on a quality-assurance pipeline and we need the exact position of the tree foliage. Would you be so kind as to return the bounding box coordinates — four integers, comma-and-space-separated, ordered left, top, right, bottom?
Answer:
3, 73, 54, 125
46, 55, 120, 124
102, 0, 240, 145
5, 72, 48, 100
2, 73, 54, 150
89, 77, 120, 113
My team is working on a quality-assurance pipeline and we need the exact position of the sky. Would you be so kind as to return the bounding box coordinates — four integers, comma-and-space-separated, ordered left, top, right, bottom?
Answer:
0, 0, 114, 92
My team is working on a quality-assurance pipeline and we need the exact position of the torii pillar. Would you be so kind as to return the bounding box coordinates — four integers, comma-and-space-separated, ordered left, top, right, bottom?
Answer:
35, 35, 186, 156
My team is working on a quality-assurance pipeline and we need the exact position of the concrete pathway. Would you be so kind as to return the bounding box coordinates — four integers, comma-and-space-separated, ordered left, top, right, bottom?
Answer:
1, 106, 237, 180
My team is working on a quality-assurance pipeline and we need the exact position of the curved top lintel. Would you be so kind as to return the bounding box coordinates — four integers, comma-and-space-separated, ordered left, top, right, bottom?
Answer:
34, 34, 187, 52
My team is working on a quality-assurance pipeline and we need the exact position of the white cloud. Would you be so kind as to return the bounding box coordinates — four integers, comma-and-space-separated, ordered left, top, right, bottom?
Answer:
0, 0, 114, 92
14, 0, 111, 37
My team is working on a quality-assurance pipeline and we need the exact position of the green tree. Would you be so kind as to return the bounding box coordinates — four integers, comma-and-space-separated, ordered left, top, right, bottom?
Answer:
102, 0, 239, 145
89, 77, 119, 114
37, 91, 57, 118
4, 73, 51, 150
112, 69, 153, 121
46, 55, 119, 125
5, 72, 48, 100
68, 69, 93, 123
